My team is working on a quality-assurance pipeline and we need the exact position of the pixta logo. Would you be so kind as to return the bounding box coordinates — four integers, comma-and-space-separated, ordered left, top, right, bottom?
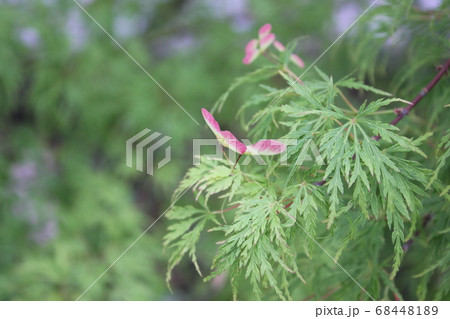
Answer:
126, 129, 171, 175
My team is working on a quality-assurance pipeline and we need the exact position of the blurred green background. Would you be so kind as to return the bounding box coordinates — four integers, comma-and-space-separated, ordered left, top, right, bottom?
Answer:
0, 0, 447, 300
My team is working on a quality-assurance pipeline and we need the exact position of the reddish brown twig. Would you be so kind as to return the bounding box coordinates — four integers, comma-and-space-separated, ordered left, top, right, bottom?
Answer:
212, 204, 240, 214
374, 58, 450, 141
276, 200, 294, 214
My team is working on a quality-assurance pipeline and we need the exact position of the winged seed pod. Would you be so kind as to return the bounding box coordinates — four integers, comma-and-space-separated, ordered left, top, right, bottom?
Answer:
201, 108, 285, 155
243, 23, 305, 68
242, 24, 275, 64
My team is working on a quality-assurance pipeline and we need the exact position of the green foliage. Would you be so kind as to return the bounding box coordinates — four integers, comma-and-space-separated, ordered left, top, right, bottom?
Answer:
2, 0, 448, 301
165, 1, 450, 299
164, 205, 213, 287
428, 130, 450, 196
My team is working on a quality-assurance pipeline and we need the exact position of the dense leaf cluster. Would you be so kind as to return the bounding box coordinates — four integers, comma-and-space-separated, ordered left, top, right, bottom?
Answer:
165, 2, 450, 298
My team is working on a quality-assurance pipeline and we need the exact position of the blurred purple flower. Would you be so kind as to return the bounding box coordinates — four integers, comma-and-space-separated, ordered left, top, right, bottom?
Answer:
333, 2, 361, 34
203, 0, 252, 32
30, 216, 58, 245
154, 33, 197, 58
417, 0, 441, 10
1, 0, 25, 5
114, 14, 148, 40
42, 0, 95, 5
11, 160, 37, 183
65, 9, 89, 51
9, 155, 59, 245
19, 27, 40, 49
78, 0, 96, 5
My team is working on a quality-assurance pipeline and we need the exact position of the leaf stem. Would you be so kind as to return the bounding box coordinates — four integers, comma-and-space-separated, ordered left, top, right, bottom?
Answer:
232, 153, 242, 171
338, 89, 358, 113
212, 204, 240, 214
262, 51, 304, 84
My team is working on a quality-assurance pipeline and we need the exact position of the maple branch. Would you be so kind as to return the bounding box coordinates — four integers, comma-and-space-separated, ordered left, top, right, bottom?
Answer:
374, 58, 450, 141
220, 59, 450, 212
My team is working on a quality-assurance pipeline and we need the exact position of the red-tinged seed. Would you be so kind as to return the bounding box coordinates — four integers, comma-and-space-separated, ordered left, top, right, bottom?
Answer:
290, 53, 305, 68
258, 23, 272, 38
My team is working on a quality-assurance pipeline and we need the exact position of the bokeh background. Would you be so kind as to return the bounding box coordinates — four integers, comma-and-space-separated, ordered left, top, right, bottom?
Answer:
0, 0, 447, 300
